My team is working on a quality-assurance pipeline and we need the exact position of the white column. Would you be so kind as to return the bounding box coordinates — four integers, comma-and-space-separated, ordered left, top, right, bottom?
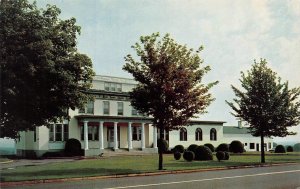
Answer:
128, 122, 133, 150
114, 122, 118, 150
99, 121, 104, 150
141, 123, 145, 149
83, 121, 89, 150
53, 123, 56, 141
153, 125, 157, 149
163, 129, 166, 140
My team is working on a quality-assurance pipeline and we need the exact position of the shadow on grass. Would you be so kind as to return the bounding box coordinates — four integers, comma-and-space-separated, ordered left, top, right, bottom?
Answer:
0, 168, 140, 182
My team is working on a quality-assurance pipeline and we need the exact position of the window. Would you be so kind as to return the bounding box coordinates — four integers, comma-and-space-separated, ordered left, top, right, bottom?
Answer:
250, 143, 255, 149
157, 129, 169, 140
179, 128, 187, 141
103, 101, 110, 115
268, 142, 272, 149
245, 143, 248, 146
132, 107, 138, 116
49, 123, 68, 142
56, 124, 62, 141
33, 128, 37, 142
79, 101, 94, 114
104, 82, 110, 91
117, 102, 124, 116
104, 82, 122, 92
116, 83, 122, 92
81, 126, 99, 141
111, 83, 116, 91
132, 126, 141, 141
210, 128, 217, 141
195, 128, 202, 141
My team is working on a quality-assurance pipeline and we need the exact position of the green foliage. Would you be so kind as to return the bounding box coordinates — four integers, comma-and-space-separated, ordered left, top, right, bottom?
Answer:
216, 151, 225, 162
229, 140, 244, 153
204, 143, 215, 152
194, 145, 213, 161
275, 145, 286, 153
157, 138, 168, 153
173, 145, 185, 153
123, 33, 217, 170
286, 146, 293, 152
173, 151, 181, 160
294, 143, 300, 152
64, 138, 83, 156
0, 0, 95, 138
216, 143, 229, 152
183, 151, 194, 162
224, 152, 230, 160
187, 144, 199, 154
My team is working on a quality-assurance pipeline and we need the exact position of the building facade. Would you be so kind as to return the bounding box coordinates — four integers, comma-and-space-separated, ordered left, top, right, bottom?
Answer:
16, 75, 273, 157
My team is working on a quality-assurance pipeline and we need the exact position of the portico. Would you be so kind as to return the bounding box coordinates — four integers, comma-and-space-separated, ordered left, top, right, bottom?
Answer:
76, 115, 158, 155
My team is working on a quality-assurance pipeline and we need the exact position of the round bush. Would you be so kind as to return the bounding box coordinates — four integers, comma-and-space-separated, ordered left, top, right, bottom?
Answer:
294, 143, 300, 152
187, 144, 198, 154
158, 139, 169, 153
275, 145, 286, 153
64, 138, 82, 156
216, 151, 225, 162
216, 143, 229, 152
173, 151, 181, 160
173, 145, 185, 153
224, 151, 230, 160
194, 145, 213, 161
204, 143, 215, 152
229, 140, 244, 153
183, 151, 195, 162
286, 146, 293, 152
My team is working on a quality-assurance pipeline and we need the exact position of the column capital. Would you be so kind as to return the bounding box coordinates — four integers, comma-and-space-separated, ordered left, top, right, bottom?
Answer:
83, 120, 89, 123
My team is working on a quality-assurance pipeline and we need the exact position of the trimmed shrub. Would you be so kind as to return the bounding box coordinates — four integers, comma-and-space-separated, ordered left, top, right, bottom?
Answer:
204, 143, 215, 152
216, 151, 225, 162
275, 145, 286, 153
216, 143, 229, 152
187, 144, 198, 154
229, 140, 244, 153
294, 143, 300, 152
183, 151, 194, 162
65, 138, 82, 156
173, 151, 181, 160
158, 139, 169, 153
194, 145, 213, 161
286, 146, 293, 152
173, 145, 185, 153
224, 151, 230, 160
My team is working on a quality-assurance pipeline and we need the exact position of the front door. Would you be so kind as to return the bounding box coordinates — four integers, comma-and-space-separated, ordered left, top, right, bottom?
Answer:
107, 126, 120, 148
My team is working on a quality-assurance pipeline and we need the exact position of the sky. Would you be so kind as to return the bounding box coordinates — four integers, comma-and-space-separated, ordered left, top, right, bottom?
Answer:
32, 0, 300, 144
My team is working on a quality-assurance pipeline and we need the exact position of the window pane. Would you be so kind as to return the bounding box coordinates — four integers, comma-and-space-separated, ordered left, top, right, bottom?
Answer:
64, 124, 68, 141
94, 127, 99, 141
104, 82, 110, 91
87, 101, 94, 114
117, 102, 123, 116
88, 126, 93, 140
111, 83, 116, 91
117, 84, 122, 92
132, 107, 137, 116
49, 124, 54, 141
103, 101, 109, 115
56, 124, 62, 141
132, 127, 138, 140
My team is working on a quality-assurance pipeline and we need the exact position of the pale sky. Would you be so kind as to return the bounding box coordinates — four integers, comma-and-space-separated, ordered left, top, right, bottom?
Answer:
34, 0, 300, 144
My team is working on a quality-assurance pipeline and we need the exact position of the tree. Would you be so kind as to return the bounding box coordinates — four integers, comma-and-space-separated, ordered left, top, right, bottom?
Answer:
123, 33, 217, 170
0, 0, 95, 139
226, 59, 300, 163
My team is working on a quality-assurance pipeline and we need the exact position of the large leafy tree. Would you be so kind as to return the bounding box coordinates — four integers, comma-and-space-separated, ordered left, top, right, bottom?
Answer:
0, 0, 95, 139
123, 33, 217, 170
226, 59, 300, 163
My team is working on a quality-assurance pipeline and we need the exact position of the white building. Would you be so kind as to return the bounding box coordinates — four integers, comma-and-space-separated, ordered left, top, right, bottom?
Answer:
16, 75, 273, 157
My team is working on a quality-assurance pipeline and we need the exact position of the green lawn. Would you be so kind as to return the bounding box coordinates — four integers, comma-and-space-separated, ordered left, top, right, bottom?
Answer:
1, 153, 300, 182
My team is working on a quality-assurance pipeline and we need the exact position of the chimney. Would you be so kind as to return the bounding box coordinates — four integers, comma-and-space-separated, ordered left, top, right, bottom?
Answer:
238, 120, 242, 129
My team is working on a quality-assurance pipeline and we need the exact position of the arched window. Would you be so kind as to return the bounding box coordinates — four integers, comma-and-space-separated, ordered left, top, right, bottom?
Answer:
179, 128, 187, 141
210, 128, 217, 141
195, 128, 202, 141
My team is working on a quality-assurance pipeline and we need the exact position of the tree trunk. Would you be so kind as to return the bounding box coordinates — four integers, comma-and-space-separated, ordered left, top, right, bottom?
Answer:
158, 127, 164, 170
260, 132, 265, 163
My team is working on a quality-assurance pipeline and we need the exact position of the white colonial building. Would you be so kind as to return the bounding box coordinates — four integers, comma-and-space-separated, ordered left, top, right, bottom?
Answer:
16, 75, 273, 157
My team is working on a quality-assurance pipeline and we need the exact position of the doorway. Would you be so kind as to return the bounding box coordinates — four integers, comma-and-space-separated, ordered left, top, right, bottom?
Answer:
107, 126, 120, 148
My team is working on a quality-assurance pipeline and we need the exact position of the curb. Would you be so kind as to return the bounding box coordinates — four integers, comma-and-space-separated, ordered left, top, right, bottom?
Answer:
1, 162, 299, 187
0, 160, 14, 164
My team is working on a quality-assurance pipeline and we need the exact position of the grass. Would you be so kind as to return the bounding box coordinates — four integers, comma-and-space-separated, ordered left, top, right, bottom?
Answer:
0, 158, 10, 163
1, 153, 299, 182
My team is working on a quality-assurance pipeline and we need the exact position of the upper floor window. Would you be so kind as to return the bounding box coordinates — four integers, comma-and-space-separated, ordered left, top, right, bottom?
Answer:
104, 82, 122, 92
117, 102, 124, 116
79, 101, 94, 114
103, 101, 110, 115
132, 106, 138, 116
49, 123, 68, 142
195, 128, 202, 141
210, 128, 217, 141
179, 128, 187, 141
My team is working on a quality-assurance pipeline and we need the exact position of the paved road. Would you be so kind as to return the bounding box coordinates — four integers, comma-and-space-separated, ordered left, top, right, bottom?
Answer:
4, 164, 300, 189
